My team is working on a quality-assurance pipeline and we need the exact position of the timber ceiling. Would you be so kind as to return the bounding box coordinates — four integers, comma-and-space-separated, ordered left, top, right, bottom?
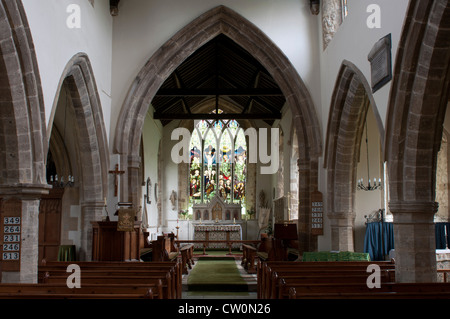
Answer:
151, 34, 286, 126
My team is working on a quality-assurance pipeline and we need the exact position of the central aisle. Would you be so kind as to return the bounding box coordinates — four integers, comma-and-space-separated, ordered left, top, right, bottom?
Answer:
182, 252, 257, 299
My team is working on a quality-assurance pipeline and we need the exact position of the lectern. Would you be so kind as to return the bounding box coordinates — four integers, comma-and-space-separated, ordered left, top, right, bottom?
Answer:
91, 221, 143, 261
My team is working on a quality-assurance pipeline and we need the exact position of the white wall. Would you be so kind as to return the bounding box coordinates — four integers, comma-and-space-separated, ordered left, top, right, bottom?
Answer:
320, 0, 409, 133
22, 0, 113, 140
110, 0, 321, 145
142, 111, 163, 227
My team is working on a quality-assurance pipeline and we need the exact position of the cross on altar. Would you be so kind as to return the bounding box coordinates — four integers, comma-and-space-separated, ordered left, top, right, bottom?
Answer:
109, 164, 125, 197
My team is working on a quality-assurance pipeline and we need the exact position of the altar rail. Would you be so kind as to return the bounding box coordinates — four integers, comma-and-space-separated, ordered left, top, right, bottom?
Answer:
175, 240, 260, 256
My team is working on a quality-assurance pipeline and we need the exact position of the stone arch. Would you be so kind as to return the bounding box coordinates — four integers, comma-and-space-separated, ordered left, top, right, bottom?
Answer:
0, 0, 49, 283
49, 53, 109, 260
324, 60, 383, 252
0, 0, 47, 188
385, 0, 450, 282
114, 6, 322, 212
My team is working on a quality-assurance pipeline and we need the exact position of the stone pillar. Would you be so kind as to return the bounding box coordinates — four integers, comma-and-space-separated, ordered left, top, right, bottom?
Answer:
328, 211, 356, 252
389, 201, 438, 283
128, 155, 142, 215
0, 184, 49, 283
79, 201, 104, 261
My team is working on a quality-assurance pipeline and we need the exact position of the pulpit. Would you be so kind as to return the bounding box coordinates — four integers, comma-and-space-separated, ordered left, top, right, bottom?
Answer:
91, 221, 143, 261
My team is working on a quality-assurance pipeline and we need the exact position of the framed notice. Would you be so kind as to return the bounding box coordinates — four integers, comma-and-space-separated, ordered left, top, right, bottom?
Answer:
311, 191, 324, 236
0, 199, 22, 271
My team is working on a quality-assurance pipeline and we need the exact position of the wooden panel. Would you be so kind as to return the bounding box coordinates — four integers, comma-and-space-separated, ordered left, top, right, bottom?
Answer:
39, 189, 63, 263
91, 221, 142, 261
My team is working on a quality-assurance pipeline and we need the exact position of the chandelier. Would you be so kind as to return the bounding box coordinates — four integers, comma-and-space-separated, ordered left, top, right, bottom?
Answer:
50, 174, 75, 188
48, 85, 75, 189
357, 121, 381, 191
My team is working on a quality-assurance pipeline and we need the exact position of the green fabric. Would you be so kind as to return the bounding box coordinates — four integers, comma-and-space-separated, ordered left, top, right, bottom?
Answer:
57, 245, 76, 261
187, 258, 248, 292
302, 251, 370, 262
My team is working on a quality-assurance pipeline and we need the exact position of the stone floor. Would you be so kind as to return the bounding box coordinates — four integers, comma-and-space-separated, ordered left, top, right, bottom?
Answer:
181, 257, 257, 299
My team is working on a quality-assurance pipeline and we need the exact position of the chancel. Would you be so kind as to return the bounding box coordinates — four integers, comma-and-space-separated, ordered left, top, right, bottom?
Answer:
0, 0, 450, 303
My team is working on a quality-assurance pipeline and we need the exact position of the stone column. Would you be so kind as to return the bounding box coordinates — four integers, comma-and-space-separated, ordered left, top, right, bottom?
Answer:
79, 200, 104, 261
328, 211, 356, 252
0, 184, 49, 283
389, 201, 438, 283
127, 154, 142, 215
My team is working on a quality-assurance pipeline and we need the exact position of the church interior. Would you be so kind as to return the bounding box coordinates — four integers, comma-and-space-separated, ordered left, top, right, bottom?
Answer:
1, 0, 450, 301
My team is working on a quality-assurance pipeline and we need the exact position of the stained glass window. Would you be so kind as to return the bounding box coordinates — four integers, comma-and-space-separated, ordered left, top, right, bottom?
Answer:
189, 129, 202, 201
189, 111, 247, 207
233, 128, 247, 202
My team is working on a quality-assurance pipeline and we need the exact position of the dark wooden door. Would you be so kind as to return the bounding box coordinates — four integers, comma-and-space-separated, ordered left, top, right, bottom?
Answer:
39, 188, 64, 264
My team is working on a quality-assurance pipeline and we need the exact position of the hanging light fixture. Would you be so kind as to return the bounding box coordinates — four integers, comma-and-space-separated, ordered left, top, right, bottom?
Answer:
357, 121, 381, 191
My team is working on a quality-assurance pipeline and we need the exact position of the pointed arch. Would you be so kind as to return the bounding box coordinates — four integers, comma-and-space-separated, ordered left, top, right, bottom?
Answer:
385, 0, 450, 282
50, 53, 109, 206
324, 60, 382, 251
0, 0, 47, 189
385, 0, 450, 206
49, 53, 109, 260
0, 0, 48, 283
114, 5, 322, 204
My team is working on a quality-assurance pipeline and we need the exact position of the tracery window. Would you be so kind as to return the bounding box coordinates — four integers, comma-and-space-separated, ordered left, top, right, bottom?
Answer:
189, 111, 247, 208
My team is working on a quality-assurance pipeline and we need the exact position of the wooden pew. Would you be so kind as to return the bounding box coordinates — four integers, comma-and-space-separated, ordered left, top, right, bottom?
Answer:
257, 260, 396, 299
39, 260, 181, 299
0, 282, 160, 299
288, 282, 450, 299
283, 281, 450, 299
179, 244, 194, 274
241, 235, 276, 274
41, 269, 175, 299
152, 233, 180, 262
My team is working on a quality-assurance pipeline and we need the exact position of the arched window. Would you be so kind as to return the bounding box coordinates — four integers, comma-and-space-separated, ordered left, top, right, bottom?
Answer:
189, 113, 247, 208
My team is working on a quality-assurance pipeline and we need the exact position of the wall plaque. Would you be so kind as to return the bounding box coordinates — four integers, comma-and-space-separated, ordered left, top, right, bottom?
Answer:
368, 33, 392, 93
311, 191, 324, 235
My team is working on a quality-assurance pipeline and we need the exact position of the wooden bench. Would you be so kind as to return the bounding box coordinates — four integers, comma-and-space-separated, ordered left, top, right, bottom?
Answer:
179, 244, 195, 274
288, 282, 450, 299
152, 233, 180, 262
0, 282, 160, 299
279, 280, 450, 299
257, 260, 396, 299
39, 260, 181, 299
241, 235, 277, 274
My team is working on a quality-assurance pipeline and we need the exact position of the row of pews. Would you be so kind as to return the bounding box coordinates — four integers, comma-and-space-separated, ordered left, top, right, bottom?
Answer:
257, 259, 450, 299
0, 259, 182, 299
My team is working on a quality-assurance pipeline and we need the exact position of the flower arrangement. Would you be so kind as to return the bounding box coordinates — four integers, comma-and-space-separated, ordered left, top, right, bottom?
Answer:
179, 209, 188, 219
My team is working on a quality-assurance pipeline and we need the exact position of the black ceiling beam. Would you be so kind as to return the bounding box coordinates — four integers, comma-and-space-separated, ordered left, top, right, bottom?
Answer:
153, 112, 281, 120
155, 88, 283, 97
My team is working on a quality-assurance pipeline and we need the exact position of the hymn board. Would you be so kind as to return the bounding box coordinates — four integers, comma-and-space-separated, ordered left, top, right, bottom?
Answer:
311, 191, 323, 235
0, 199, 22, 271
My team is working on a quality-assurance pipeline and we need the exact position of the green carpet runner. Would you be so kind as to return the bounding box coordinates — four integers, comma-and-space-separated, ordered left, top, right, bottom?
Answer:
187, 257, 248, 292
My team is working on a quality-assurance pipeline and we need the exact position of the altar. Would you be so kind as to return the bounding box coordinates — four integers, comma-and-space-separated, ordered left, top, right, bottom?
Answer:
193, 224, 242, 249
